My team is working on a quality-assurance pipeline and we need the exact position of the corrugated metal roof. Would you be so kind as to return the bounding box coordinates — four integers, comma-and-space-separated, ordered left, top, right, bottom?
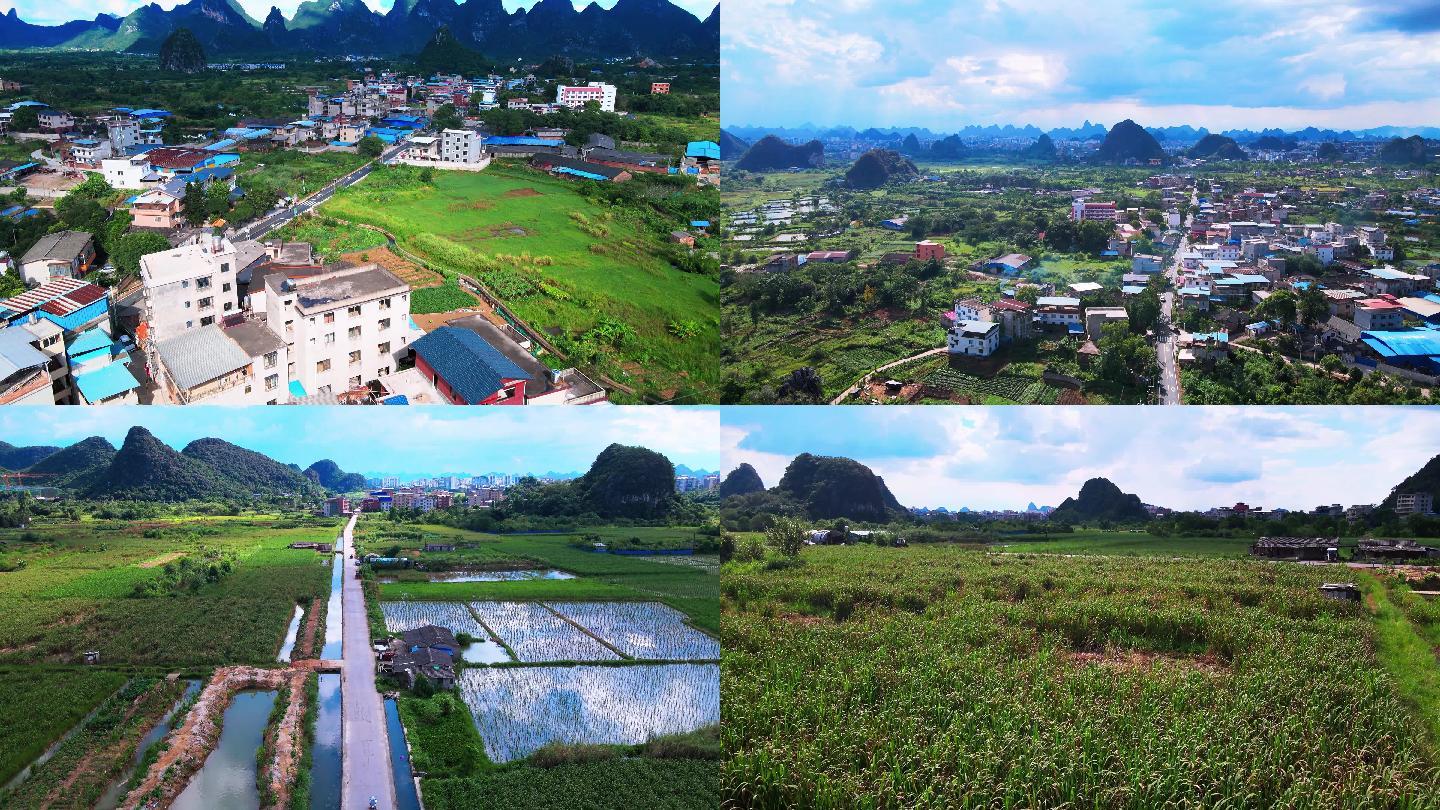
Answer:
155, 325, 251, 390
74, 362, 139, 403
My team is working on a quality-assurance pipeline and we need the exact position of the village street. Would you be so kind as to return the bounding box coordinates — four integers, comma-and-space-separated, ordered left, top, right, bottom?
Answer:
339, 512, 399, 810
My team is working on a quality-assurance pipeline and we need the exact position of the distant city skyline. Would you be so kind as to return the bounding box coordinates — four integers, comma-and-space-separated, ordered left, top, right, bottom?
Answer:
1, 406, 720, 479
723, 407, 1439, 512
722, 0, 1440, 131
3, 0, 717, 27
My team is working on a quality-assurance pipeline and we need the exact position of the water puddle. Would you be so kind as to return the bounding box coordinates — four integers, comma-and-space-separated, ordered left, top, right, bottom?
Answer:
278, 604, 305, 662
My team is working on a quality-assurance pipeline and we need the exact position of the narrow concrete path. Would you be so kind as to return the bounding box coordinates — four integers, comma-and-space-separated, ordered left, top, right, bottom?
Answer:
339, 513, 398, 810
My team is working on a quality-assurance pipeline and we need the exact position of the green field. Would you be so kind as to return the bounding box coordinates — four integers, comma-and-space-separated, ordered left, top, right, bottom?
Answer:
990, 530, 1258, 558
359, 522, 720, 634
723, 544, 1440, 807
0, 516, 338, 666
317, 163, 719, 402
0, 667, 129, 786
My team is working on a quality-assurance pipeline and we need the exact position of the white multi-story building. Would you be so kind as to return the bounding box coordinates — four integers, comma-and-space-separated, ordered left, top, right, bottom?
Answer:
1395, 492, 1434, 516
100, 155, 152, 188
140, 234, 262, 343
946, 320, 1000, 357
556, 82, 617, 112
440, 128, 483, 163
106, 118, 141, 154
265, 264, 411, 398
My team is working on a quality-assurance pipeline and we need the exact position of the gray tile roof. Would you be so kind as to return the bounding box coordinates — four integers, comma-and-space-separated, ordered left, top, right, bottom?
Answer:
224, 320, 286, 357
155, 325, 250, 390
20, 230, 92, 266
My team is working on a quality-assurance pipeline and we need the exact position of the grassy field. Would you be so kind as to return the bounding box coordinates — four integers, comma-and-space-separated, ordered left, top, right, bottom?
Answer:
317, 162, 718, 401
0, 516, 338, 666
0, 667, 129, 786
723, 544, 1440, 807
238, 150, 369, 201
990, 530, 1258, 558
358, 522, 720, 634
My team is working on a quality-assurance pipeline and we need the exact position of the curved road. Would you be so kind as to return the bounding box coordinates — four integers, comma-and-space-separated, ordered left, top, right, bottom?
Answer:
339, 513, 399, 810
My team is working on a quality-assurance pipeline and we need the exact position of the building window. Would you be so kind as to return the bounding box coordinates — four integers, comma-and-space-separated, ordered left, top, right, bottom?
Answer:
377, 341, 390, 355
379, 297, 392, 310
198, 297, 213, 310
349, 350, 361, 365
377, 366, 391, 376
265, 374, 278, 390
264, 351, 278, 369
347, 305, 362, 317
348, 326, 361, 340
222, 282, 232, 292
196, 277, 212, 290
317, 359, 331, 373
318, 385, 332, 395
348, 375, 362, 388
200, 316, 214, 326
41, 335, 59, 348
220, 262, 230, 273
378, 318, 390, 331
324, 332, 335, 345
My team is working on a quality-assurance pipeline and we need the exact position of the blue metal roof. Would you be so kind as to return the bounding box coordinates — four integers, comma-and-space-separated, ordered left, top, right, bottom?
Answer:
686, 141, 720, 159
381, 395, 409, 405
289, 379, 307, 398
74, 362, 139, 403
411, 326, 533, 404
66, 326, 114, 363
1361, 330, 1440, 358
483, 136, 563, 147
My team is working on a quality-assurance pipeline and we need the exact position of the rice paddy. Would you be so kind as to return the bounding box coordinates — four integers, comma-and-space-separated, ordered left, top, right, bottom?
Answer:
467, 601, 620, 663
457, 664, 720, 763
549, 602, 720, 661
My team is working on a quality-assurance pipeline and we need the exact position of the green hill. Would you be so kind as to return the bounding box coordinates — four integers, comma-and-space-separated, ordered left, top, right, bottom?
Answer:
1188, 134, 1245, 160
24, 437, 115, 488
182, 438, 313, 495
84, 427, 245, 502
1094, 119, 1165, 164
0, 441, 60, 470
844, 149, 918, 190
719, 463, 765, 498
735, 135, 825, 172
1048, 477, 1149, 524
304, 460, 366, 493
1380, 453, 1440, 511
576, 443, 676, 519
775, 453, 903, 522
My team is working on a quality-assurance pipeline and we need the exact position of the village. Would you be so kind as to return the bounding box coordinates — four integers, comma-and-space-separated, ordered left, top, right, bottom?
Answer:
0, 70, 721, 406
721, 158, 1440, 405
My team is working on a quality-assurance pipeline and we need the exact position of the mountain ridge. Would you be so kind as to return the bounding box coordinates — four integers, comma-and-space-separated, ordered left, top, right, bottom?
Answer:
0, 0, 718, 60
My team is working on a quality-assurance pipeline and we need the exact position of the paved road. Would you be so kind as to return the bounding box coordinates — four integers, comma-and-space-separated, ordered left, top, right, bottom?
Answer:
233, 144, 407, 242
339, 513, 398, 810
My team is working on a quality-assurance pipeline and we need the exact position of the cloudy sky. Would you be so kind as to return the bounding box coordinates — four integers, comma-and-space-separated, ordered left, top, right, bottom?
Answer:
2, 406, 720, 477
723, 407, 1438, 512
3, 0, 716, 27
722, 0, 1440, 131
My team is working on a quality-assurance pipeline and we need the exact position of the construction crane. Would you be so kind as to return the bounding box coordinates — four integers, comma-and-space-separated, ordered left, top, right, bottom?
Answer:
0, 472, 55, 491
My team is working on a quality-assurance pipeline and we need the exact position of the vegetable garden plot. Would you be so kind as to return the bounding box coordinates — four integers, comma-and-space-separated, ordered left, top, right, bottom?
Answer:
382, 601, 488, 639
548, 602, 719, 660
469, 601, 618, 662
458, 664, 719, 762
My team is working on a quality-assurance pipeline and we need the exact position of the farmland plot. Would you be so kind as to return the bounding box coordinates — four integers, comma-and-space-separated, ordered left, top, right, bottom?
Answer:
468, 602, 618, 662
458, 664, 719, 762
549, 602, 719, 661
382, 601, 489, 639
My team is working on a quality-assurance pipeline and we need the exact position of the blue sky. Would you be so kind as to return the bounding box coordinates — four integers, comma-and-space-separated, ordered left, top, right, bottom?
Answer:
3, 0, 716, 27
723, 407, 1440, 512
722, 0, 1440, 131
1, 406, 719, 477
